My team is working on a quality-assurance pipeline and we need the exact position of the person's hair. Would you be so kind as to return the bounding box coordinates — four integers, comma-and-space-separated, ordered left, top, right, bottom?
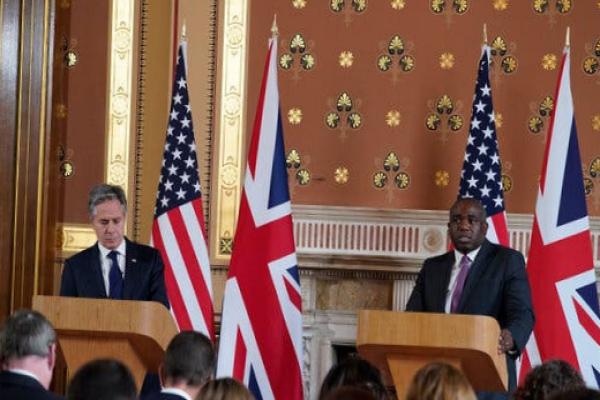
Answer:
549, 388, 600, 400
88, 184, 127, 217
0, 309, 56, 364
318, 356, 388, 400
405, 362, 476, 400
449, 197, 487, 220
67, 359, 137, 400
197, 377, 253, 400
322, 386, 377, 400
163, 331, 215, 387
513, 359, 586, 400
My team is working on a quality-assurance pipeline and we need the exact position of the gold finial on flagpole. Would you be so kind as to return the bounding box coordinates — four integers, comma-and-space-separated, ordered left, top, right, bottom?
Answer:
565, 26, 570, 48
483, 23, 488, 45
181, 21, 187, 40
271, 14, 279, 37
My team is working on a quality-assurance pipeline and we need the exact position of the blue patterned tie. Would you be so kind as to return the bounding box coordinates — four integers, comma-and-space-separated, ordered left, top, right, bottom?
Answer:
108, 250, 123, 299
450, 255, 471, 313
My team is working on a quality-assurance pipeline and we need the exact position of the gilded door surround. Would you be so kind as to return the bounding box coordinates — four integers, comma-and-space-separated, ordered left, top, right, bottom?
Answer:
210, 0, 249, 262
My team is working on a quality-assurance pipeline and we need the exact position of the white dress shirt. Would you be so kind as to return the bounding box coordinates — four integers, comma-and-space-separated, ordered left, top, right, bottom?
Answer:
98, 241, 126, 296
444, 246, 481, 313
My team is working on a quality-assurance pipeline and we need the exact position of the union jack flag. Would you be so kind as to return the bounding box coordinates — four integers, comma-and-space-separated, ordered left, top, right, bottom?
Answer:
458, 45, 509, 247
216, 36, 303, 400
519, 45, 600, 387
151, 43, 215, 339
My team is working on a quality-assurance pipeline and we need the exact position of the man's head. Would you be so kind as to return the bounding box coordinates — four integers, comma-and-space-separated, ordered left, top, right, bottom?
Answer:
88, 184, 127, 250
160, 331, 215, 397
448, 198, 488, 254
67, 359, 137, 400
0, 309, 57, 389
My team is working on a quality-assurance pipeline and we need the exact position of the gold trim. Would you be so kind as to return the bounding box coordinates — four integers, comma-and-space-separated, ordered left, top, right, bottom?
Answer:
59, 224, 97, 254
212, 0, 249, 261
34, 0, 52, 294
106, 0, 134, 198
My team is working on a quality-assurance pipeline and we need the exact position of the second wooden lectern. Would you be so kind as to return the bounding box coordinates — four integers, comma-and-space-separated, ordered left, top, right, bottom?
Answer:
357, 310, 507, 399
32, 295, 178, 391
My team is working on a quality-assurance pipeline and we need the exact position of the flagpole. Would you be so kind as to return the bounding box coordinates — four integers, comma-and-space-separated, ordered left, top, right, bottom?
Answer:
483, 23, 488, 45
271, 14, 278, 38
181, 21, 188, 75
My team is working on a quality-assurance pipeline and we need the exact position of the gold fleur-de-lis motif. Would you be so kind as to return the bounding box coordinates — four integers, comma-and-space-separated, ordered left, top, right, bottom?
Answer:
292, 0, 307, 9
425, 94, 464, 140
533, 0, 572, 26
372, 152, 411, 201
533, 0, 572, 14
584, 157, 600, 211
377, 34, 416, 84
430, 0, 469, 27
279, 33, 316, 82
489, 35, 518, 85
583, 39, 600, 85
326, 92, 362, 139
286, 149, 312, 188
528, 96, 554, 134
330, 0, 367, 27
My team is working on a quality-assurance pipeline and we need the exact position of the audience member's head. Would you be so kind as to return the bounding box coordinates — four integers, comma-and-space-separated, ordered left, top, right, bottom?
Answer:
322, 386, 377, 400
318, 355, 388, 400
405, 362, 476, 400
66, 359, 136, 400
197, 377, 253, 400
0, 309, 57, 389
549, 388, 600, 400
513, 359, 586, 400
160, 331, 215, 398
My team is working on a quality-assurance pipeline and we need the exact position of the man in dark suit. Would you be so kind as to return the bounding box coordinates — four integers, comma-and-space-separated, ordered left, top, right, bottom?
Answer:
406, 198, 534, 394
0, 309, 63, 400
144, 331, 215, 400
60, 184, 169, 308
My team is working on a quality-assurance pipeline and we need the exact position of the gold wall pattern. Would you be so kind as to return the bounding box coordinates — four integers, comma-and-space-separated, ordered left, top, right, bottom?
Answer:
236, 0, 600, 216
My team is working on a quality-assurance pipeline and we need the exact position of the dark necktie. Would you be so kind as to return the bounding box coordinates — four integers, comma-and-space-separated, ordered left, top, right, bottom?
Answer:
108, 250, 123, 299
450, 254, 471, 313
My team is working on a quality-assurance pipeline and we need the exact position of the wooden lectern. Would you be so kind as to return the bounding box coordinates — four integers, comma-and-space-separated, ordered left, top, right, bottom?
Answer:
357, 310, 507, 399
32, 295, 178, 391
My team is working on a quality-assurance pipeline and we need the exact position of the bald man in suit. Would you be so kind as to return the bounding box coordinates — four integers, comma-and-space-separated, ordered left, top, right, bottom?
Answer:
406, 198, 534, 394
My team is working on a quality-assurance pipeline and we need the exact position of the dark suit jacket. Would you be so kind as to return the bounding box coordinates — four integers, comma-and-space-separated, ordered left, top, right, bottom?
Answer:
0, 371, 63, 400
143, 391, 188, 400
60, 238, 169, 308
405, 239, 534, 391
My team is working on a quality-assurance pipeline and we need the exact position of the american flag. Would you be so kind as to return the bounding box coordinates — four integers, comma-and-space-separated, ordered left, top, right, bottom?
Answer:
458, 45, 509, 246
519, 45, 600, 387
216, 36, 303, 400
151, 43, 214, 340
